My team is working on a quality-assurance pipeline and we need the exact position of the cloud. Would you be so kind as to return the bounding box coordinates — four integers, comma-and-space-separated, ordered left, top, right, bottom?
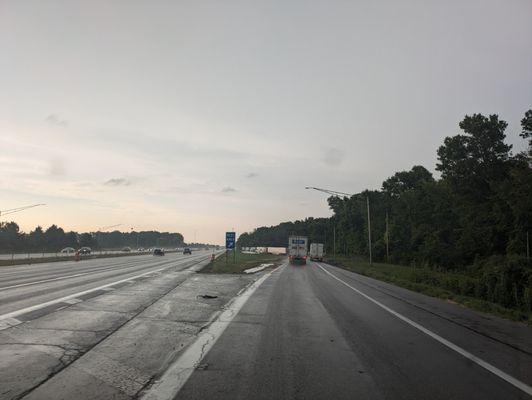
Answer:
246, 172, 258, 178
221, 186, 237, 193
49, 157, 65, 176
322, 147, 344, 167
45, 114, 68, 127
104, 178, 131, 186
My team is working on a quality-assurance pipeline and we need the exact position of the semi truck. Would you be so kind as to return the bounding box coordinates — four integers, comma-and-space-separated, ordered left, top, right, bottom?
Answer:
309, 243, 324, 261
288, 235, 308, 264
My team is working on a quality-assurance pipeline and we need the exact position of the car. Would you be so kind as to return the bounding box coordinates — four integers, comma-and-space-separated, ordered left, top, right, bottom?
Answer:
78, 247, 91, 255
60, 247, 76, 254
122, 246, 131, 252
137, 247, 145, 252
183, 248, 192, 255
153, 248, 165, 256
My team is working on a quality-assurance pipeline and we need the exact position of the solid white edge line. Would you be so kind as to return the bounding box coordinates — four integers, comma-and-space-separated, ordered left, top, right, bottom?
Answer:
0, 254, 210, 322
315, 263, 532, 397
141, 264, 285, 400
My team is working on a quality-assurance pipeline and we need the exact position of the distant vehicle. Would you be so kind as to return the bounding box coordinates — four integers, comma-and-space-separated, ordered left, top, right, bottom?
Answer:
78, 247, 91, 255
137, 247, 144, 251
153, 248, 165, 256
122, 246, 131, 252
183, 248, 192, 255
60, 247, 75, 254
309, 243, 324, 261
288, 235, 308, 265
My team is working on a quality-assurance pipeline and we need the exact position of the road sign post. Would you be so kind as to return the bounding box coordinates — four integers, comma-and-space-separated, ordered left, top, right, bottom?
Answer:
225, 232, 236, 264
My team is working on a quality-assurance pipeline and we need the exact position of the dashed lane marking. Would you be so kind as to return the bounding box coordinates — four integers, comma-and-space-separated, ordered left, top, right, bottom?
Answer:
0, 254, 210, 323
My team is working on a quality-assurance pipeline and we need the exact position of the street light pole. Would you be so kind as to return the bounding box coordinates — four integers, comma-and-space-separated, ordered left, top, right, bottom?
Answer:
333, 225, 336, 261
367, 196, 372, 266
385, 211, 390, 263
305, 187, 349, 262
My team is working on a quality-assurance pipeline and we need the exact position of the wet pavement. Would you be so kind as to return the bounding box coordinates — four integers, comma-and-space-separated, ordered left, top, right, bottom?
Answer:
0, 254, 254, 400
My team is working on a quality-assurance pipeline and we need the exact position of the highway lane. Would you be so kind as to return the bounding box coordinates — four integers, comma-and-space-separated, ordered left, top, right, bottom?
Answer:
0, 250, 212, 317
0, 250, 143, 260
174, 261, 532, 400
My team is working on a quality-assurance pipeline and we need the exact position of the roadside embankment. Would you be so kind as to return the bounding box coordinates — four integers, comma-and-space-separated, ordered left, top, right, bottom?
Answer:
328, 256, 532, 324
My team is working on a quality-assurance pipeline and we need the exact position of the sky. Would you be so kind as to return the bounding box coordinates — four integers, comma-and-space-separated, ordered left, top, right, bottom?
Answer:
1, 0, 531, 245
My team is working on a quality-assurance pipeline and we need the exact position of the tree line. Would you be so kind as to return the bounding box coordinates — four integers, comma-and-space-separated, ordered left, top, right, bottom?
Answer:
238, 110, 532, 312
0, 222, 185, 253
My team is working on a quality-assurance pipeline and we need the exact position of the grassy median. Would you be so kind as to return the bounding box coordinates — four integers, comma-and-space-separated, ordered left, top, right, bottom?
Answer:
201, 251, 285, 274
330, 256, 532, 324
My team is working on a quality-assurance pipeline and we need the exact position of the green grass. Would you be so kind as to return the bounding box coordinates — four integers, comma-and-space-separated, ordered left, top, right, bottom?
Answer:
201, 251, 285, 274
329, 256, 532, 324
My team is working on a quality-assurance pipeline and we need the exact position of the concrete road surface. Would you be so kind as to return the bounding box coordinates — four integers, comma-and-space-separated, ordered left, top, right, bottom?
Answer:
1, 258, 531, 400
0, 250, 210, 317
0, 249, 250, 400
173, 262, 532, 400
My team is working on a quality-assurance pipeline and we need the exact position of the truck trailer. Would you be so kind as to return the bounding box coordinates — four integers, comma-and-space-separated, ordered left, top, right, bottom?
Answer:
309, 243, 324, 261
288, 235, 308, 265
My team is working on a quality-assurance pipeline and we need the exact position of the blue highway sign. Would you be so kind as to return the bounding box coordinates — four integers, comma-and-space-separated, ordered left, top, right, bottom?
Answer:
226, 232, 236, 249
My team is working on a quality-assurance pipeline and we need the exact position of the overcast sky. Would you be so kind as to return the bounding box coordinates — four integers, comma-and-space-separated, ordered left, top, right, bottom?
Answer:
1, 0, 531, 244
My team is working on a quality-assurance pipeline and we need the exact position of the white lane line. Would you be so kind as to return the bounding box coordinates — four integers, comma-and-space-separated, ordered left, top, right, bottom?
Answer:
0, 271, 97, 291
0, 254, 205, 290
141, 265, 284, 400
316, 263, 532, 397
0, 255, 209, 322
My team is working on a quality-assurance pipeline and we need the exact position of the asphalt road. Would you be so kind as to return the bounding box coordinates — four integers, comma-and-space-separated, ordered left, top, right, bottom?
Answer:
0, 250, 211, 317
175, 261, 532, 400
0, 250, 145, 260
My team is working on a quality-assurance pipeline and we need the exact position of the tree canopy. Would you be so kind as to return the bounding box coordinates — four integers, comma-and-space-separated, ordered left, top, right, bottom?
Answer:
238, 110, 532, 269
0, 224, 185, 253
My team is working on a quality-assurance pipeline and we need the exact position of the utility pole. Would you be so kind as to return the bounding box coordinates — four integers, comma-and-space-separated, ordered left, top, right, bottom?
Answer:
324, 229, 327, 256
333, 225, 336, 261
527, 230, 530, 262
385, 211, 390, 263
367, 196, 372, 266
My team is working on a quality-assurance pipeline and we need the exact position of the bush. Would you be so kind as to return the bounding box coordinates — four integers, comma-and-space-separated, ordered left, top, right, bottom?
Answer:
474, 255, 531, 311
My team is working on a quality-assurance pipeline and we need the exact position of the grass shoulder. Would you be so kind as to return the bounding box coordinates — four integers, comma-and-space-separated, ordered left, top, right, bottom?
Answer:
329, 256, 532, 324
201, 251, 285, 274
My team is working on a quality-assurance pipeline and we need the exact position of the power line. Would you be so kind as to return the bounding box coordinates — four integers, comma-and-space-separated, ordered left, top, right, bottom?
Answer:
96, 224, 123, 231
305, 186, 373, 265
304, 186, 352, 197
0, 204, 46, 217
